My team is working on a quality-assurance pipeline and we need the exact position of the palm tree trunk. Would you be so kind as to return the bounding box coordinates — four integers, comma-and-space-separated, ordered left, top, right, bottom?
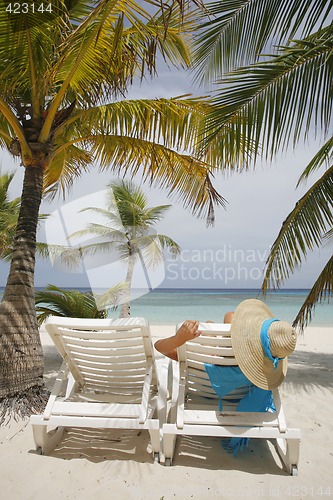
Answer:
120, 254, 135, 318
0, 164, 45, 406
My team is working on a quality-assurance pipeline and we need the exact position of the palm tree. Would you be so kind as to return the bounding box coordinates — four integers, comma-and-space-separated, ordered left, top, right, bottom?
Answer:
69, 180, 180, 317
0, 1, 237, 413
193, 0, 333, 328
35, 283, 125, 326
0, 171, 20, 261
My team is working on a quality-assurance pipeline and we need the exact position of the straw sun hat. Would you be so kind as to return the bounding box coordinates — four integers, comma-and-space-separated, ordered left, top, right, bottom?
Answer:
230, 299, 297, 390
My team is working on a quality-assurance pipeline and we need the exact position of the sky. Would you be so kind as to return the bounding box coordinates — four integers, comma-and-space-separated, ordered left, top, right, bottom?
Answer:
0, 67, 331, 292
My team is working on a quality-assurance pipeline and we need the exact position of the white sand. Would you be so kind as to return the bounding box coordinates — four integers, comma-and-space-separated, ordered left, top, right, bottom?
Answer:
1, 325, 333, 500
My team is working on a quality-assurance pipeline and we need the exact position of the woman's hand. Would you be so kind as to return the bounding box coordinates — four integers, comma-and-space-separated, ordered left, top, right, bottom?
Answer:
154, 320, 201, 361
175, 320, 201, 343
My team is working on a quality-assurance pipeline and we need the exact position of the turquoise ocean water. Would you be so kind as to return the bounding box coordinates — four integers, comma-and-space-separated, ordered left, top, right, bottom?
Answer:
2, 287, 330, 327
125, 288, 332, 326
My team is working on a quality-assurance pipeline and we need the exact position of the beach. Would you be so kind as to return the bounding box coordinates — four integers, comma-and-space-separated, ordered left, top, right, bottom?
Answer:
0, 324, 332, 500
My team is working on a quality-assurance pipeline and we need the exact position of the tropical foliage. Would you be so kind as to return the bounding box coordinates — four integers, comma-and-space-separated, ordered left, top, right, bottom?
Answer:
193, 0, 333, 328
68, 180, 180, 317
35, 284, 125, 325
0, 171, 20, 261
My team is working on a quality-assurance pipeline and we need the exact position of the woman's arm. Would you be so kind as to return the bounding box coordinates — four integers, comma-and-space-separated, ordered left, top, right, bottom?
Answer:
154, 320, 201, 361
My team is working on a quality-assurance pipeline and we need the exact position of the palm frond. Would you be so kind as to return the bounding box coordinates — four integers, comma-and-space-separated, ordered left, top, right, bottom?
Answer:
110, 180, 149, 229
35, 284, 108, 326
297, 135, 333, 186
0, 170, 20, 260
44, 95, 232, 220
292, 255, 333, 330
85, 210, 124, 232
157, 234, 181, 256
43, 144, 93, 196
109, 181, 174, 231
133, 232, 180, 267
70, 224, 126, 243
50, 94, 251, 185
94, 281, 128, 310
262, 166, 333, 292
192, 0, 332, 84
0, 170, 15, 194
52, 96, 211, 156
0, 112, 13, 147
79, 206, 118, 219
101, 136, 226, 225
43, 0, 192, 114
44, 245, 85, 269
49, 132, 226, 225
0, 209, 19, 225
205, 27, 333, 161
0, 6, 67, 106
141, 205, 173, 225
35, 242, 69, 259
323, 228, 333, 244
135, 237, 165, 268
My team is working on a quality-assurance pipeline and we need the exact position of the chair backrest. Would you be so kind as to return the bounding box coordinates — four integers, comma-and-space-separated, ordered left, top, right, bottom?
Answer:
45, 316, 155, 396
177, 323, 245, 407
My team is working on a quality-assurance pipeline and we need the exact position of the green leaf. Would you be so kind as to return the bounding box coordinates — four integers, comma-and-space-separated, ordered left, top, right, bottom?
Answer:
262, 166, 333, 291
193, 0, 332, 84
205, 27, 333, 161
35, 283, 127, 325
292, 255, 333, 330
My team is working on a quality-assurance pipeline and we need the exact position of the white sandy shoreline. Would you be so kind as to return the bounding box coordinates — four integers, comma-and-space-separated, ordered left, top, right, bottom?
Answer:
0, 324, 332, 500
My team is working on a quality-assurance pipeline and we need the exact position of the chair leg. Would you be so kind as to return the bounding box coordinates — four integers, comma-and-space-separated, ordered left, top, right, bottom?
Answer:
275, 438, 300, 475
156, 378, 168, 430
148, 428, 161, 463
149, 428, 161, 453
32, 423, 65, 455
162, 430, 177, 466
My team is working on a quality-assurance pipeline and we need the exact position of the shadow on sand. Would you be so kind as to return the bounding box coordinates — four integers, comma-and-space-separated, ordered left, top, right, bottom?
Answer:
35, 345, 331, 474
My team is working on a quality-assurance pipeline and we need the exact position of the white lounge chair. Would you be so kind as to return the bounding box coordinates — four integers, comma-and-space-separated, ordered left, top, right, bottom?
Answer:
162, 323, 301, 475
30, 316, 164, 461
